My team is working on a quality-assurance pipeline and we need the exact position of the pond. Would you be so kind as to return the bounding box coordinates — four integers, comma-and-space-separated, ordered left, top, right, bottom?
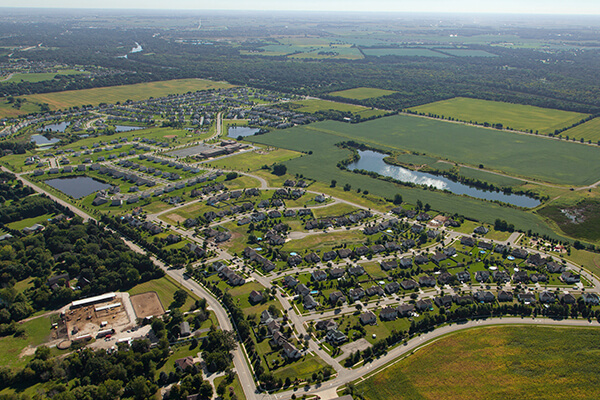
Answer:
31, 134, 60, 147
38, 121, 69, 132
45, 176, 111, 199
228, 126, 260, 138
114, 125, 144, 133
347, 150, 540, 208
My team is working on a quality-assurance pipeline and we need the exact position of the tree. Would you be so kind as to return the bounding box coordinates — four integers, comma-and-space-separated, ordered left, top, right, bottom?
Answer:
173, 289, 188, 308
343, 183, 351, 191
330, 180, 337, 187
393, 194, 403, 205
226, 172, 238, 180
272, 164, 287, 176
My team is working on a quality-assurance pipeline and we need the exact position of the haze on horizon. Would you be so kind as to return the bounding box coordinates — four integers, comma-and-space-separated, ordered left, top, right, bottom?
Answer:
2, 0, 600, 15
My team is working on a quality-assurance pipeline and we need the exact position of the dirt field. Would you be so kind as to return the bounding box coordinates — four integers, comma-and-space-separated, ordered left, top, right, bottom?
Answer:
131, 291, 165, 319
65, 299, 131, 339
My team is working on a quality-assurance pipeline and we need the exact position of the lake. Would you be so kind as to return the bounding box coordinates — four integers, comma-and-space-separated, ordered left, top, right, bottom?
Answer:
39, 122, 69, 132
228, 126, 260, 138
31, 134, 60, 147
46, 176, 111, 199
347, 150, 540, 208
114, 125, 144, 132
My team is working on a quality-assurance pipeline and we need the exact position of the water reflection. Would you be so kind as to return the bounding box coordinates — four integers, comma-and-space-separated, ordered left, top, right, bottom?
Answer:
347, 150, 540, 208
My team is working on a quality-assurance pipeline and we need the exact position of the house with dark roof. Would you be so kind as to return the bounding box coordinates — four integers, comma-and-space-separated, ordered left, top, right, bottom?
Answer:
397, 303, 415, 317
561, 271, 580, 284
560, 293, 576, 304
474, 291, 496, 303
312, 270, 328, 281
349, 287, 365, 300
475, 270, 490, 283
326, 329, 347, 345
380, 307, 398, 321
434, 295, 453, 308
498, 290, 513, 302
539, 291, 555, 304
400, 279, 418, 290
366, 285, 384, 297
460, 236, 476, 247
360, 310, 377, 325
384, 282, 400, 294
416, 299, 433, 311
456, 270, 471, 283
419, 275, 437, 287
316, 319, 338, 331
329, 291, 346, 305
380, 260, 398, 271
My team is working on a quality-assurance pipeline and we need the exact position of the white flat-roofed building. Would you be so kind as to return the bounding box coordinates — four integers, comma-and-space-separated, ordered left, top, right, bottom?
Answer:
71, 293, 116, 308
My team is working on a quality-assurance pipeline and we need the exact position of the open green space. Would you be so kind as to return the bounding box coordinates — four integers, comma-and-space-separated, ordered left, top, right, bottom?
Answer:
312, 202, 360, 218
248, 119, 579, 239
205, 148, 302, 172
362, 48, 449, 57
538, 199, 600, 242
561, 117, 600, 143
328, 87, 398, 100
290, 99, 388, 118
128, 275, 199, 312
0, 98, 45, 118
0, 315, 55, 368
19, 78, 233, 112
355, 325, 600, 400
437, 49, 498, 57
255, 115, 600, 186
409, 97, 588, 135
6, 213, 55, 231
3, 69, 88, 83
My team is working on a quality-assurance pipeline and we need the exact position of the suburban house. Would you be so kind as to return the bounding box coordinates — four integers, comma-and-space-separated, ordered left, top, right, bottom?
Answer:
416, 299, 433, 311
400, 279, 418, 290
316, 319, 338, 331
380, 307, 398, 321
419, 275, 437, 287
561, 271, 580, 284
249, 290, 264, 304
360, 311, 377, 325
397, 303, 415, 317
384, 282, 400, 294
326, 329, 347, 345
498, 290, 514, 302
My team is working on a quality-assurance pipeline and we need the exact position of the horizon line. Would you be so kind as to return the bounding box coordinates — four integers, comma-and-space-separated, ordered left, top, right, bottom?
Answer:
1, 6, 600, 16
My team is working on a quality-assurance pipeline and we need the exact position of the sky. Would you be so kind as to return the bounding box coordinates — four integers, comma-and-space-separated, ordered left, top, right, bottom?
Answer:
2, 0, 600, 14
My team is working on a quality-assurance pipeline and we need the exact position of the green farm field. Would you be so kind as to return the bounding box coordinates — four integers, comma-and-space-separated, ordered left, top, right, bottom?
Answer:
290, 99, 388, 118
355, 326, 600, 400
3, 69, 87, 83
437, 49, 498, 57
260, 116, 600, 186
18, 78, 233, 112
561, 117, 600, 142
362, 48, 449, 57
248, 118, 581, 239
328, 87, 398, 100
409, 97, 588, 134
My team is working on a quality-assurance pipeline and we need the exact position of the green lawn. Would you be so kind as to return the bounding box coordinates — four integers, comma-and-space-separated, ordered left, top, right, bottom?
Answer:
0, 315, 55, 368
355, 325, 600, 400
213, 374, 246, 400
312, 202, 360, 218
206, 148, 303, 172
409, 97, 588, 135
156, 342, 200, 377
128, 276, 198, 312
6, 213, 55, 230
19, 78, 233, 112
328, 87, 398, 100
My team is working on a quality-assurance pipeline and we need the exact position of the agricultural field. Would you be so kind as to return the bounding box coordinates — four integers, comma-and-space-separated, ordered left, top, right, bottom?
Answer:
0, 98, 45, 118
328, 87, 398, 100
248, 119, 580, 239
2, 69, 88, 83
269, 116, 600, 186
437, 49, 498, 57
409, 97, 588, 134
290, 99, 388, 118
18, 78, 233, 112
561, 117, 600, 143
355, 326, 600, 400
362, 48, 449, 57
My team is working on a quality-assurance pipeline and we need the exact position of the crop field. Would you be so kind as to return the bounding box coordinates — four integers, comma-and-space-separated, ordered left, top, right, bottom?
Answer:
328, 87, 398, 100
282, 115, 600, 186
362, 48, 449, 57
438, 49, 498, 57
409, 97, 588, 134
248, 119, 582, 239
0, 98, 44, 118
290, 99, 388, 118
19, 78, 233, 111
561, 117, 600, 142
3, 69, 88, 83
355, 326, 600, 400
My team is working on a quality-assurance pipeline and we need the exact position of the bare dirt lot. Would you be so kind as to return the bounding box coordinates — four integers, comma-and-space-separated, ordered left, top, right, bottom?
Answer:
131, 291, 165, 319
65, 299, 131, 339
